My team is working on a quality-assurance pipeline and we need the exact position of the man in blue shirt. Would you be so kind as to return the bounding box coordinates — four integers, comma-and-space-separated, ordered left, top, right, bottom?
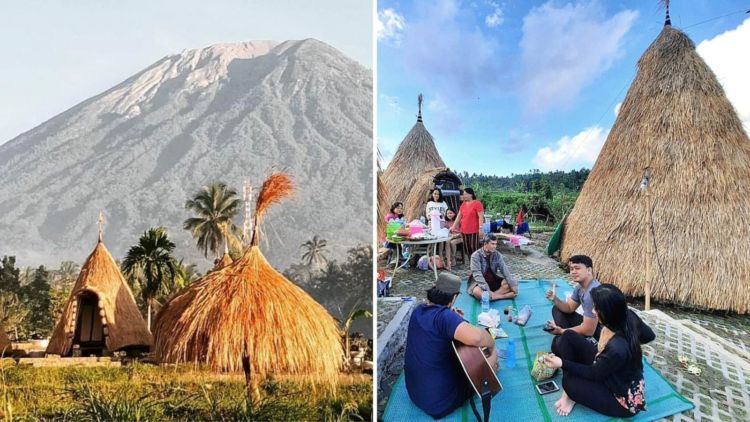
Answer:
405, 272, 498, 418
545, 255, 602, 354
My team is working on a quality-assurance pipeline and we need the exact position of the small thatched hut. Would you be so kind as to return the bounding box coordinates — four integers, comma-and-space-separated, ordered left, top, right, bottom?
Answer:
381, 94, 447, 219
153, 173, 342, 390
561, 15, 750, 313
47, 236, 152, 356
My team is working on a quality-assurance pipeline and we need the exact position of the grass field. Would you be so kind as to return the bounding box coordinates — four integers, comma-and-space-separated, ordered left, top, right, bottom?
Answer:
0, 360, 371, 421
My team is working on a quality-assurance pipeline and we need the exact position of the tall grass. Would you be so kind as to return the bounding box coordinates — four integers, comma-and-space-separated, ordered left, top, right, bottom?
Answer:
0, 363, 371, 421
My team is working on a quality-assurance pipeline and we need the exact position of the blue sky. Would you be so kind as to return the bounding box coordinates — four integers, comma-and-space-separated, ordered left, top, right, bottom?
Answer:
0, 0, 372, 144
377, 0, 750, 176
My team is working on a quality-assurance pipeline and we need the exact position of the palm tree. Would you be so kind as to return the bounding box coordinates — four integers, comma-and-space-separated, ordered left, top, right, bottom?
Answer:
122, 227, 179, 331
183, 182, 241, 260
301, 235, 329, 268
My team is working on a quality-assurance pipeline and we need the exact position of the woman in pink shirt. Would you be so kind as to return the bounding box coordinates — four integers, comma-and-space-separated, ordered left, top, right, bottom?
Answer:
451, 188, 484, 257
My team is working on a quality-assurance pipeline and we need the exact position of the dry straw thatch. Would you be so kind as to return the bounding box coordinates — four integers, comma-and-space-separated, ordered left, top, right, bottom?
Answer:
377, 151, 387, 238
47, 239, 153, 355
153, 172, 342, 388
561, 24, 750, 313
403, 167, 449, 221
380, 94, 446, 222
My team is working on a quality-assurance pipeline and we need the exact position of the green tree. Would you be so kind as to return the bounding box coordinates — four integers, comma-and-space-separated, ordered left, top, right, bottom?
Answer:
0, 256, 21, 293
0, 290, 28, 340
183, 182, 241, 260
22, 266, 53, 335
301, 236, 329, 269
122, 227, 179, 331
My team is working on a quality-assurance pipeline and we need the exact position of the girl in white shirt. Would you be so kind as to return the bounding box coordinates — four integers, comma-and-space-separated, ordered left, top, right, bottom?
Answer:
425, 188, 448, 225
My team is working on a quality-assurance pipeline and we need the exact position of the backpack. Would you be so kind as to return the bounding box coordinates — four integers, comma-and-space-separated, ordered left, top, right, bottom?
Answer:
429, 255, 445, 270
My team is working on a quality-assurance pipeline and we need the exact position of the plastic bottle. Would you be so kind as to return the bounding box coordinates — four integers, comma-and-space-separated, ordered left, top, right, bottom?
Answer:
506, 338, 516, 368
420, 215, 426, 225
481, 289, 490, 313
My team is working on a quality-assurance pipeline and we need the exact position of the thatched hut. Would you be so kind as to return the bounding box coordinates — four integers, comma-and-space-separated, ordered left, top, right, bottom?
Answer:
381, 94, 447, 219
47, 237, 152, 356
153, 173, 342, 390
561, 16, 750, 313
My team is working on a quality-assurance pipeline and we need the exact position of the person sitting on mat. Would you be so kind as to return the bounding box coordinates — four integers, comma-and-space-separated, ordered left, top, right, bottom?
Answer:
467, 233, 518, 300
545, 255, 601, 354
404, 272, 498, 419
542, 284, 655, 417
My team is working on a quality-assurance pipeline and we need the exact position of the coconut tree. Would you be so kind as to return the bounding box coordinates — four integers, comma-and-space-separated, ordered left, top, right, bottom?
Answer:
122, 227, 179, 331
301, 235, 329, 268
183, 182, 241, 260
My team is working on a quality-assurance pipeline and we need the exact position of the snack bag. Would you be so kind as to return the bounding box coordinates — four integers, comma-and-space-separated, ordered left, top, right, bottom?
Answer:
531, 352, 556, 381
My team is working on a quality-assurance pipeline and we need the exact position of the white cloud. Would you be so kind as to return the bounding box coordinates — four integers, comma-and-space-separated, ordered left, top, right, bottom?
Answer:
614, 101, 622, 117
533, 125, 608, 171
379, 94, 402, 114
426, 97, 447, 113
520, 1, 638, 115
697, 17, 750, 133
400, 0, 503, 102
485, 1, 504, 27
377, 8, 406, 45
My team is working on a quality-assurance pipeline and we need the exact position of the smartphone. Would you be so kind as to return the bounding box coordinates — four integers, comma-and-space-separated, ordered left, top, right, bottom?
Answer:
535, 380, 560, 395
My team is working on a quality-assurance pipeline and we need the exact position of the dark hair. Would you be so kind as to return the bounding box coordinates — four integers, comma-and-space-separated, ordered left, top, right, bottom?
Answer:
463, 187, 477, 200
569, 255, 593, 269
428, 188, 444, 202
481, 233, 497, 245
445, 208, 457, 221
426, 287, 458, 306
591, 284, 642, 368
390, 202, 404, 215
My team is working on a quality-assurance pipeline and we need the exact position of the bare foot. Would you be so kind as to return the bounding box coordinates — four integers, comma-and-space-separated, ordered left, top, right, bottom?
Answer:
555, 392, 576, 416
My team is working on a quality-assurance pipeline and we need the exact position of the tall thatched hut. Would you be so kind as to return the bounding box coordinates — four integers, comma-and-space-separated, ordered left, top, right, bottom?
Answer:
153, 173, 342, 392
381, 94, 447, 220
47, 236, 152, 356
561, 17, 750, 313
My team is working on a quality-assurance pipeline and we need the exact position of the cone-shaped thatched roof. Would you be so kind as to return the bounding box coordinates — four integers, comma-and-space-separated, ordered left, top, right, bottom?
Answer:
153, 173, 342, 383
561, 24, 750, 313
47, 239, 153, 355
381, 94, 446, 218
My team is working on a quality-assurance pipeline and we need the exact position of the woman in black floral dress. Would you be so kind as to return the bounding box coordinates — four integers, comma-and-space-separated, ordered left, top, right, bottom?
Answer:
543, 283, 655, 417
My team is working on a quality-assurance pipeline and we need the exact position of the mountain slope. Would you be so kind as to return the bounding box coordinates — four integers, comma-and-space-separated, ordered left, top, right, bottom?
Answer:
0, 39, 372, 270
